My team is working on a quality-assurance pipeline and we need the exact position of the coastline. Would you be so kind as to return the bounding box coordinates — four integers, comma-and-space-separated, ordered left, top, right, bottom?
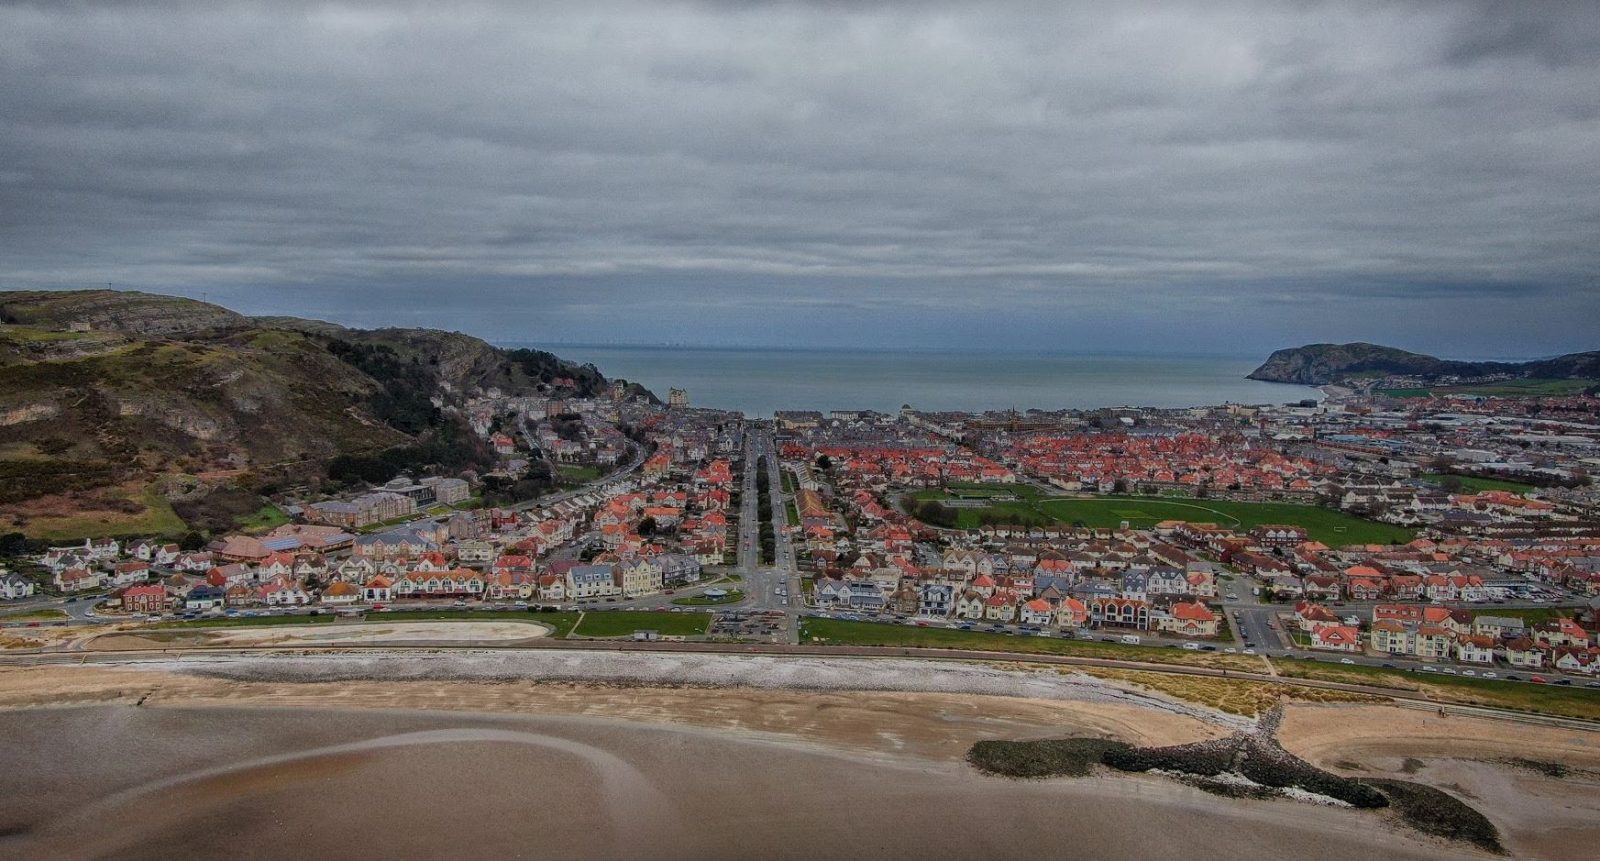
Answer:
529, 345, 1322, 416
2, 658, 1596, 859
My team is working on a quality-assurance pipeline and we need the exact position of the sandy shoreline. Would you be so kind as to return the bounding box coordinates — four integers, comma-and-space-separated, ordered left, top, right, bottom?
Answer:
2, 654, 1597, 859
0, 704, 1489, 861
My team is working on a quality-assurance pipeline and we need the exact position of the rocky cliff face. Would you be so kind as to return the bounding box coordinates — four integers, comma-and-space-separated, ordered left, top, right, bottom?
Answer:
1247, 342, 1597, 386
0, 289, 643, 524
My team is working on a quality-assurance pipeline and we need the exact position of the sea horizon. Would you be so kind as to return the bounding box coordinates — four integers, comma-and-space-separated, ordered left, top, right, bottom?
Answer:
500, 343, 1325, 417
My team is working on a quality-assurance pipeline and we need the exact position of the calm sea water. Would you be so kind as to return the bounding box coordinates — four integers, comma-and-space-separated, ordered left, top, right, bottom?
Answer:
508, 345, 1320, 417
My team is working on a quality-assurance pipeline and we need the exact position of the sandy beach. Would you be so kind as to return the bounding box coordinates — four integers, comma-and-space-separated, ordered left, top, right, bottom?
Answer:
0, 654, 1594, 860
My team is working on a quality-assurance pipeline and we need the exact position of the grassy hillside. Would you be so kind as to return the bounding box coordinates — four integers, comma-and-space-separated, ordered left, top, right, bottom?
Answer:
0, 289, 640, 542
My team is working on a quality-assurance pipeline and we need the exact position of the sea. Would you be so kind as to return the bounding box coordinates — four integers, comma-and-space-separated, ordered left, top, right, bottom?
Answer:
508, 345, 1322, 417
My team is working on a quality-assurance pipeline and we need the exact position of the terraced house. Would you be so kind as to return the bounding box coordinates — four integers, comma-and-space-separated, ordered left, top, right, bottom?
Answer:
392, 568, 485, 598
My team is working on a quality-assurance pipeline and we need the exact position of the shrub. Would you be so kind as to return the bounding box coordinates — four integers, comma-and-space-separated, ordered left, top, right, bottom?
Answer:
967, 738, 1131, 779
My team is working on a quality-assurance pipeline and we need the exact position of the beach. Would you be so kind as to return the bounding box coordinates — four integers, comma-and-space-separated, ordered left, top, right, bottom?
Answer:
1, 655, 1596, 859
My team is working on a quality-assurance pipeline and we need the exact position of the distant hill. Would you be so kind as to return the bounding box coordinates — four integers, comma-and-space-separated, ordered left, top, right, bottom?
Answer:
1247, 342, 1600, 386
0, 289, 653, 541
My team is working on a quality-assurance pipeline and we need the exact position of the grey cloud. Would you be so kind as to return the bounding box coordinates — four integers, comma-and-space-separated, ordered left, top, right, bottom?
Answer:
0, 1, 1596, 356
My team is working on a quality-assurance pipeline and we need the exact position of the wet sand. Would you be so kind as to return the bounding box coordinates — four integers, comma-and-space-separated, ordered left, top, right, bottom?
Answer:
0, 663, 1227, 761
1, 706, 1476, 861
1, 662, 1594, 859
1279, 703, 1600, 859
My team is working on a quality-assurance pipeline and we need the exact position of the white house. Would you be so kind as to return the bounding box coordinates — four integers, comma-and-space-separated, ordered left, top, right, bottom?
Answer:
0, 573, 36, 601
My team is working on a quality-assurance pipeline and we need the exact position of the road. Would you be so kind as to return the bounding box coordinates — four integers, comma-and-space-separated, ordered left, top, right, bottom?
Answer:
503, 435, 649, 513
726, 427, 801, 642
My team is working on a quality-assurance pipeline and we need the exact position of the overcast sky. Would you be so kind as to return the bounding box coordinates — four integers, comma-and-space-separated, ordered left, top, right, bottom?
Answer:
2, 1, 1597, 357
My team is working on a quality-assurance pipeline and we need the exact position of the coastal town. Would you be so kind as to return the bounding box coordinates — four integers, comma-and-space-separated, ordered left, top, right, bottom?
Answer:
6, 381, 1600, 691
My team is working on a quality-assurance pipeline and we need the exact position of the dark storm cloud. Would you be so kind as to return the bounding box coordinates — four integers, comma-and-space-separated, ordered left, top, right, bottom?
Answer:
0, 0, 1597, 354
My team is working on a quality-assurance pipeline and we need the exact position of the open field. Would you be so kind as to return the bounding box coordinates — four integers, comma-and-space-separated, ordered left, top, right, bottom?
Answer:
1420, 473, 1536, 494
557, 464, 604, 484
1463, 606, 1580, 625
799, 618, 1263, 671
8, 482, 187, 541
914, 488, 1410, 545
234, 502, 289, 533
1442, 377, 1597, 397
1037, 496, 1413, 545
572, 610, 712, 638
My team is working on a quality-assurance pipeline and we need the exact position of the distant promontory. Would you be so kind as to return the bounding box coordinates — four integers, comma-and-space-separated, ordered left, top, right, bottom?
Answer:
1246, 342, 1600, 387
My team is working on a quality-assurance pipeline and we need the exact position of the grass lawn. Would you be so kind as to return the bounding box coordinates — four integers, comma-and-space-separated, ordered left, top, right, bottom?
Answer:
914, 491, 1410, 546
20, 483, 188, 542
672, 591, 743, 606
1466, 606, 1582, 625
911, 489, 1045, 529
558, 464, 604, 484
1440, 378, 1596, 398
798, 618, 1263, 671
1268, 658, 1600, 721
911, 486, 1412, 545
235, 502, 289, 533
939, 482, 1039, 499
785, 501, 800, 527
1375, 388, 1433, 399
0, 607, 67, 621
1040, 496, 1412, 545
572, 610, 711, 638
1420, 473, 1536, 494
380, 610, 582, 636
